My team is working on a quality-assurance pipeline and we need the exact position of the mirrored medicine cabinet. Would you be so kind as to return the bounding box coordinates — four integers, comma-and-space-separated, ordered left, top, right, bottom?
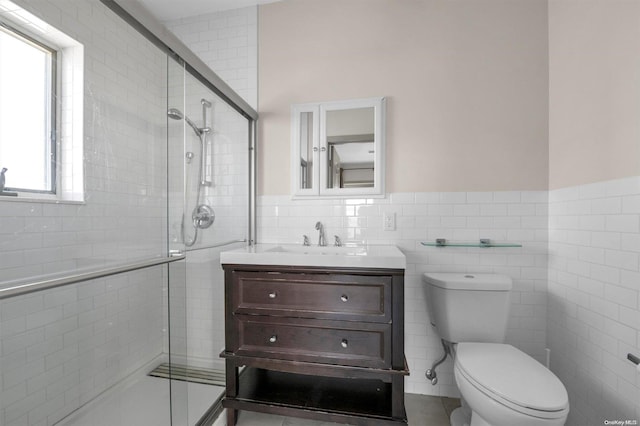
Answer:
291, 97, 385, 198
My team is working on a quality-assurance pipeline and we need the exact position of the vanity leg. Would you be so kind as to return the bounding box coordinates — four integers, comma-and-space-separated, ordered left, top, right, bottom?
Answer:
225, 362, 239, 426
226, 409, 237, 426
391, 375, 406, 420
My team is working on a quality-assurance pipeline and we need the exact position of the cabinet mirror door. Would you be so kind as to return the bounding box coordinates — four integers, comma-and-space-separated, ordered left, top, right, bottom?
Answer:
291, 104, 320, 195
292, 97, 385, 198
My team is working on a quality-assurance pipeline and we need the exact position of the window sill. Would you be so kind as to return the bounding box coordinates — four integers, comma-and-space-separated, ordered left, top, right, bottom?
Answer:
0, 193, 85, 205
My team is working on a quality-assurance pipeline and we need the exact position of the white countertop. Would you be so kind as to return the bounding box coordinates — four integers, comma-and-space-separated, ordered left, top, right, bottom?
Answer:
220, 243, 406, 269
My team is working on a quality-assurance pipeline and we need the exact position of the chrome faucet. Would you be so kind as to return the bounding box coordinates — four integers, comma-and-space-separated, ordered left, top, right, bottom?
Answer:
315, 221, 326, 246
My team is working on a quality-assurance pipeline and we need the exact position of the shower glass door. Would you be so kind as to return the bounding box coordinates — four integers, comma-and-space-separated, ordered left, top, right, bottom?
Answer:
167, 56, 251, 425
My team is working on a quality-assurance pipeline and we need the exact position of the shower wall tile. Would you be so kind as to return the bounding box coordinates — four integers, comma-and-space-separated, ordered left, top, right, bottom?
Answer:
167, 72, 250, 250
256, 190, 549, 397
165, 6, 258, 110
168, 248, 232, 370
0, 268, 165, 426
548, 176, 640, 425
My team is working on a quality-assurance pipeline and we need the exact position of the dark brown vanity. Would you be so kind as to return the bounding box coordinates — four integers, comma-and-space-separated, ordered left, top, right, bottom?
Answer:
221, 260, 408, 425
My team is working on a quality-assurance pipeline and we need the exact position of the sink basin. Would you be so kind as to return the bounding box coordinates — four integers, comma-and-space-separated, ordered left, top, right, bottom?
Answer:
220, 243, 405, 269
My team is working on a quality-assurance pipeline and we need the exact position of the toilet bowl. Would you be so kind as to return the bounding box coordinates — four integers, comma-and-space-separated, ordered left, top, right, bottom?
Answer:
453, 342, 569, 426
422, 273, 570, 426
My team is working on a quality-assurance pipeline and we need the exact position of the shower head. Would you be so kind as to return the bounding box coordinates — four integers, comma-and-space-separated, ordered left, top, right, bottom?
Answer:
167, 108, 183, 120
167, 107, 203, 136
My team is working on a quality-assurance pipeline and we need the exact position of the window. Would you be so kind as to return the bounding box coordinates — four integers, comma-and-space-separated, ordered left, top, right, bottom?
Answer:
0, 22, 57, 194
0, 1, 84, 203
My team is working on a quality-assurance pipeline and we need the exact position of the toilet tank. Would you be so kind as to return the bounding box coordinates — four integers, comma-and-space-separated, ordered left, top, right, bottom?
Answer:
423, 273, 512, 343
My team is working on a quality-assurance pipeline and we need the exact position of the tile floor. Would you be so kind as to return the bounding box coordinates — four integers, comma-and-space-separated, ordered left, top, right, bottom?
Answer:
214, 394, 460, 426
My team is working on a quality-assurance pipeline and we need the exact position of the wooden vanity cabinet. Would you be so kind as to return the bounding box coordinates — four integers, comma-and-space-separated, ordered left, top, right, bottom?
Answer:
221, 264, 408, 426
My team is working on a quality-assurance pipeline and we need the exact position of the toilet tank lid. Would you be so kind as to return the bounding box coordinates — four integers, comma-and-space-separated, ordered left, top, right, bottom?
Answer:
422, 273, 512, 291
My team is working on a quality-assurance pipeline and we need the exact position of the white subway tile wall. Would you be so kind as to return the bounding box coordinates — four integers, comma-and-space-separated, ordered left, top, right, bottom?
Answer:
165, 7, 258, 110
549, 176, 640, 425
178, 75, 250, 249
257, 190, 549, 397
0, 267, 165, 426
169, 248, 232, 370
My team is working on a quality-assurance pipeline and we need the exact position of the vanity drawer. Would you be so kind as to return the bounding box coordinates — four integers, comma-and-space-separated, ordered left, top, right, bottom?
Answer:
231, 271, 391, 322
233, 315, 391, 369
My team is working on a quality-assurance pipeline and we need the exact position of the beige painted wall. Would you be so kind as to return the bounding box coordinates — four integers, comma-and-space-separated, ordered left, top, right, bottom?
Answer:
258, 0, 549, 196
549, 0, 640, 189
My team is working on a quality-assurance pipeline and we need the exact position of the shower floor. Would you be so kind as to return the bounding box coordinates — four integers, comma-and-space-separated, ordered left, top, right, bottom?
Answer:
56, 373, 223, 426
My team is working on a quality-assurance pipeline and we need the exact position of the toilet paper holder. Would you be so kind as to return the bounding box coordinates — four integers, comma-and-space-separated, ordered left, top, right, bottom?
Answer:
628, 353, 639, 366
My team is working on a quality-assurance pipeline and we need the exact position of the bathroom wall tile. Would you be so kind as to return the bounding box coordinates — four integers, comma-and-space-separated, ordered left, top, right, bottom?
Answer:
415, 192, 441, 204
605, 214, 640, 233
165, 7, 257, 109
390, 192, 416, 204
508, 203, 537, 216
439, 192, 467, 204
466, 192, 494, 203
453, 204, 479, 217
549, 176, 640, 423
480, 204, 507, 216
493, 191, 521, 203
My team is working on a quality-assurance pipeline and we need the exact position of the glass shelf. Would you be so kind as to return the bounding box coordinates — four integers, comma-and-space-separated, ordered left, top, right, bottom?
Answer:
421, 239, 522, 248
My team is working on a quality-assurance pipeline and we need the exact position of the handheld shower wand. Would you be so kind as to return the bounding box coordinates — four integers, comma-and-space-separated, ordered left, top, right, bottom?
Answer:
167, 103, 215, 246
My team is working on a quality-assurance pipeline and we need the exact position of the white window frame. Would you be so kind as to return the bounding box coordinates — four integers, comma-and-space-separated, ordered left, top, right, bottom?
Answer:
0, 1, 84, 204
0, 21, 57, 195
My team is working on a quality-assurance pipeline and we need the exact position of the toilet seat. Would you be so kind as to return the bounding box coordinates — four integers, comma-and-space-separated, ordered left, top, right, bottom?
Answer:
455, 342, 569, 420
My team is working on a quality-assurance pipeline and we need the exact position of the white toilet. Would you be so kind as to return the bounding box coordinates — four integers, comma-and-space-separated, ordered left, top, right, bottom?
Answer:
423, 273, 569, 426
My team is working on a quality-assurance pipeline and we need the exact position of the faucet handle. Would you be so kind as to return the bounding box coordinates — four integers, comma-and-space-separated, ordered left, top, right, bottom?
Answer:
334, 235, 342, 247
303, 235, 310, 246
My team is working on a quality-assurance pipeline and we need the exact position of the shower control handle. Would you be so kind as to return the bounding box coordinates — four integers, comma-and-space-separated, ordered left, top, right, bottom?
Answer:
192, 204, 215, 229
269, 335, 277, 343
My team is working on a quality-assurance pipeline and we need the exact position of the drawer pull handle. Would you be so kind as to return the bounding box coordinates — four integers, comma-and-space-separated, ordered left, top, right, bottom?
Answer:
269, 335, 277, 343
268, 292, 277, 299
341, 339, 348, 348
340, 294, 348, 302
